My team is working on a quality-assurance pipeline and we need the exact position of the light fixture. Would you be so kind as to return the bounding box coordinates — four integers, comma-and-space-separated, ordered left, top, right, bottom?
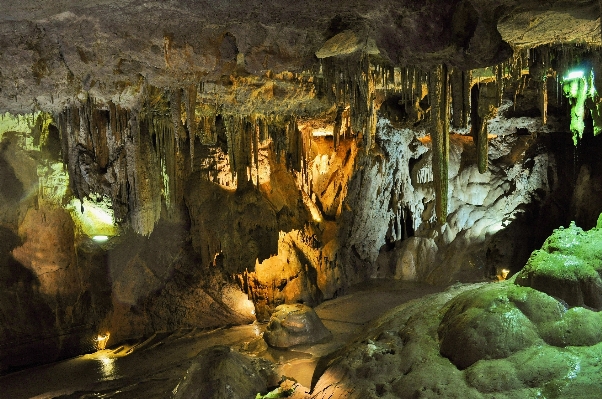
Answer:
92, 235, 110, 242
564, 70, 584, 81
95, 332, 110, 351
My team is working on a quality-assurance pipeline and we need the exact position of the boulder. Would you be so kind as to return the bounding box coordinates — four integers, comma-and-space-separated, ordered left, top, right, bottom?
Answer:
438, 284, 545, 369
263, 304, 331, 348
173, 345, 274, 399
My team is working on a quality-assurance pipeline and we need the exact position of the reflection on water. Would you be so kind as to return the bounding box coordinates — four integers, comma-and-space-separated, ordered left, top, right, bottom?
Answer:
98, 356, 119, 381
0, 281, 443, 399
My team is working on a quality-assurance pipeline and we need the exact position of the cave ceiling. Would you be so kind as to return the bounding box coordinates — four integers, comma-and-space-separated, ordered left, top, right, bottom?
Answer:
0, 0, 599, 115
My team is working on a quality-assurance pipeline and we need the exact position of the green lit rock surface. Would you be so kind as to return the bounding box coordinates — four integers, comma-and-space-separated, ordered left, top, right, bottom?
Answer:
439, 284, 547, 369
515, 221, 602, 310
312, 281, 602, 398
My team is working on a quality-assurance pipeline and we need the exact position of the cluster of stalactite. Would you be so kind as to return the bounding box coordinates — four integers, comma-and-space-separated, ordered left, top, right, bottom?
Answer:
527, 44, 602, 144
222, 114, 311, 187
54, 84, 314, 235
56, 97, 165, 236
319, 54, 377, 151
319, 55, 435, 151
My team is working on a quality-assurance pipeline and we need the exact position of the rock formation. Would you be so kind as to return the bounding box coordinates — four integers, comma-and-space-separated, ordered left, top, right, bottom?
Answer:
263, 303, 331, 348
312, 218, 602, 398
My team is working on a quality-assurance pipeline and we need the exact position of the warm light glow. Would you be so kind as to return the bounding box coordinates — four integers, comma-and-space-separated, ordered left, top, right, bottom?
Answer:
98, 356, 118, 381
497, 269, 510, 281
95, 332, 110, 350
312, 126, 334, 137
69, 197, 117, 238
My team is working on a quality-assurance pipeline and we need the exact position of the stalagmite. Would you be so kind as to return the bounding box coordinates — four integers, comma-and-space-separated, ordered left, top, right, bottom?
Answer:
429, 64, 450, 225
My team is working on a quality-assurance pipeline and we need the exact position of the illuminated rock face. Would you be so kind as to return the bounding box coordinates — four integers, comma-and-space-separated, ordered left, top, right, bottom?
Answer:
515, 219, 602, 310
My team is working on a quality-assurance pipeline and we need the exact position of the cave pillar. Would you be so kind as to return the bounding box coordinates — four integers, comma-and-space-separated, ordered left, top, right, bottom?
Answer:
451, 69, 471, 129
471, 83, 498, 174
429, 64, 450, 225
539, 78, 548, 125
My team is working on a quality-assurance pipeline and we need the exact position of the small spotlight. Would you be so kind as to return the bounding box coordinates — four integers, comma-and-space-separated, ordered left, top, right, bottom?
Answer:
496, 269, 510, 281
565, 70, 584, 81
96, 332, 110, 350
92, 235, 109, 242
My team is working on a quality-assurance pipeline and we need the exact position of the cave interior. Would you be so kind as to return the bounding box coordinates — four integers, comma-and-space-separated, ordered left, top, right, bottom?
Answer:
1, 0, 602, 398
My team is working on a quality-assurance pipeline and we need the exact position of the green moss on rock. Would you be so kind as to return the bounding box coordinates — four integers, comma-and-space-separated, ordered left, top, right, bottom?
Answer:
515, 220, 602, 309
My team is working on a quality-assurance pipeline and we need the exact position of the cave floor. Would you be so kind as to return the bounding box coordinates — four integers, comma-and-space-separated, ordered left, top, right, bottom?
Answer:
0, 280, 445, 399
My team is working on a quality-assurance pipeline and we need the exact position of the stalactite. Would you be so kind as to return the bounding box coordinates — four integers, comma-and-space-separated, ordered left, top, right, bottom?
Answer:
472, 82, 499, 173
476, 114, 488, 173
127, 109, 162, 235
495, 64, 504, 107
530, 47, 550, 125
429, 64, 450, 225
252, 116, 260, 187
185, 85, 197, 168
200, 114, 217, 145
540, 79, 548, 125
321, 54, 379, 151
333, 104, 344, 149
224, 116, 240, 183
169, 88, 183, 150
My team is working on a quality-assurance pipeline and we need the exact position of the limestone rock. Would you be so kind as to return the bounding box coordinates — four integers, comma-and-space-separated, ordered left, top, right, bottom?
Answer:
514, 220, 602, 310
393, 237, 437, 281
312, 282, 602, 398
315, 30, 379, 58
263, 304, 331, 348
438, 284, 545, 369
173, 345, 272, 399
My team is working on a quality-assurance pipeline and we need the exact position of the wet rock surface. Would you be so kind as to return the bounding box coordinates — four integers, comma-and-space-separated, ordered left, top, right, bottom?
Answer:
312, 281, 602, 398
173, 345, 275, 399
264, 304, 331, 349
515, 219, 602, 310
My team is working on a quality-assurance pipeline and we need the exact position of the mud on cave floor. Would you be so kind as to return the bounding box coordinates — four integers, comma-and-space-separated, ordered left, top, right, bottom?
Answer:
0, 280, 445, 399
